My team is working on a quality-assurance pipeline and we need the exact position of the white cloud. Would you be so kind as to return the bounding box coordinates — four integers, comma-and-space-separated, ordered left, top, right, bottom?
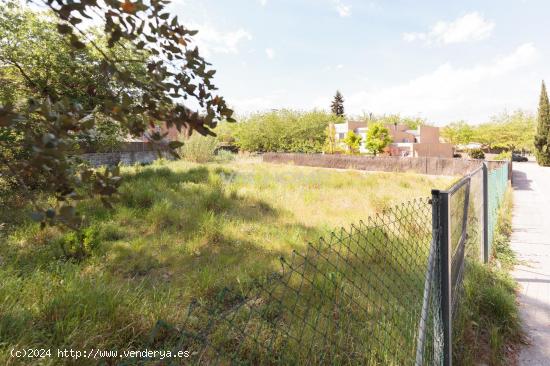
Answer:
347, 43, 539, 123
190, 24, 252, 56
265, 48, 275, 59
336, 64, 344, 69
259, 0, 267, 6
334, 0, 351, 17
403, 12, 495, 45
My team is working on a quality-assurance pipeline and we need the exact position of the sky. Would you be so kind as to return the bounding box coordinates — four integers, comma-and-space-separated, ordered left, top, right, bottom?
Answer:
168, 0, 550, 125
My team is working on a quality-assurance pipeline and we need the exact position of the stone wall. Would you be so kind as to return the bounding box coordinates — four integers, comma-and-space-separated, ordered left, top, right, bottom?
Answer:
262, 153, 509, 176
79, 150, 172, 167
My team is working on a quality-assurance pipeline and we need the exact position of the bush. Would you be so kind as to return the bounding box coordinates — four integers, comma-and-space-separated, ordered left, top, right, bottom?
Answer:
215, 150, 236, 163
232, 110, 343, 153
213, 121, 237, 144
57, 226, 99, 260
181, 135, 218, 163
495, 151, 512, 161
343, 131, 362, 155
469, 148, 485, 160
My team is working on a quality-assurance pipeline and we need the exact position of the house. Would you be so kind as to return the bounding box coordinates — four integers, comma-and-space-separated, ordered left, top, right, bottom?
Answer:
385, 124, 454, 158
333, 120, 369, 153
333, 121, 454, 158
140, 123, 182, 142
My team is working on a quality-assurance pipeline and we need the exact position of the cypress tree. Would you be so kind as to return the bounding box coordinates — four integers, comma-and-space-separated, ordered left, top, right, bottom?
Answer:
331, 91, 345, 117
535, 81, 550, 166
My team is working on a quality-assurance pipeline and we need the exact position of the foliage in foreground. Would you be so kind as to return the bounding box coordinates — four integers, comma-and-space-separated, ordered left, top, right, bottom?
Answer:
454, 188, 521, 366
0, 0, 232, 230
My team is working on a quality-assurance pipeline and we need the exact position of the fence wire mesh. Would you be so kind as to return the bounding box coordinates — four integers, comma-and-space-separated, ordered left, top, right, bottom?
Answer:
449, 167, 484, 315
487, 163, 509, 254
145, 199, 442, 365
137, 162, 510, 366
425, 162, 510, 366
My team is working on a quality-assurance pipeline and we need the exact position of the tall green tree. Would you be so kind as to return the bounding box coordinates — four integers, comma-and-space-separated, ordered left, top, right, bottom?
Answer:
441, 121, 474, 145
0, 0, 233, 228
365, 123, 391, 156
331, 90, 345, 117
534, 81, 550, 166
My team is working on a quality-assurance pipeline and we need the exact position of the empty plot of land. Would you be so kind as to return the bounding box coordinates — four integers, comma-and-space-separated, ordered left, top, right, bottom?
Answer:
0, 158, 454, 364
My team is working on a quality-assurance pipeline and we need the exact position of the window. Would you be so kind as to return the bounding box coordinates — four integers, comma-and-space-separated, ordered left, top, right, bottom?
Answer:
338, 133, 345, 139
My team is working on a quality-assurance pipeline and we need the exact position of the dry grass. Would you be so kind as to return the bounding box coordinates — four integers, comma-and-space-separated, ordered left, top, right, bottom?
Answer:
0, 156, 453, 365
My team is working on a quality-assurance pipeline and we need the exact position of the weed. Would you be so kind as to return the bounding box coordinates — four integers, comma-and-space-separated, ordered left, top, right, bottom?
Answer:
0, 158, 452, 364
453, 187, 520, 365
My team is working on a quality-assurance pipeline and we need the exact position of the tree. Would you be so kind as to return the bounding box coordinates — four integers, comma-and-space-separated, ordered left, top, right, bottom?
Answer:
365, 123, 391, 156
323, 123, 337, 154
441, 121, 474, 145
232, 110, 341, 153
0, 0, 234, 229
331, 90, 345, 117
377, 114, 426, 130
534, 81, 550, 166
343, 131, 361, 155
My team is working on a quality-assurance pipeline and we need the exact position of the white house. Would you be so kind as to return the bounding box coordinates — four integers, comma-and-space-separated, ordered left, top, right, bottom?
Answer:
333, 121, 454, 158
333, 121, 369, 153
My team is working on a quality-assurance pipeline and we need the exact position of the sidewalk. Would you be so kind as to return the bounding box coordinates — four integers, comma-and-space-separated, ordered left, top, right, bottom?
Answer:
511, 162, 550, 365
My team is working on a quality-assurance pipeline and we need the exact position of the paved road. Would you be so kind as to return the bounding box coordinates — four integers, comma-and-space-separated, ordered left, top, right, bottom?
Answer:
511, 162, 550, 365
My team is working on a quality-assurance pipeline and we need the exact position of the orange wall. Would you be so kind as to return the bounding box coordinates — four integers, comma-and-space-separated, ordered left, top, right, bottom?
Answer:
418, 126, 440, 143
385, 124, 416, 143
412, 143, 454, 158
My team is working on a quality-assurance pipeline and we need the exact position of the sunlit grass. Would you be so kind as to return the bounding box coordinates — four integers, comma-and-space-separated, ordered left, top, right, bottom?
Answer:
0, 157, 453, 365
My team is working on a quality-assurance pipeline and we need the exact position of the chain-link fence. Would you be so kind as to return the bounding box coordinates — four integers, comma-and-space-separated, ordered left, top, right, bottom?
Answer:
487, 163, 510, 254
142, 161, 509, 366
425, 161, 509, 365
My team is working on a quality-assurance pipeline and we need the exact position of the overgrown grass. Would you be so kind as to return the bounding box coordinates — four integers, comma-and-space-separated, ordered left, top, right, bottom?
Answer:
0, 157, 452, 365
453, 187, 521, 365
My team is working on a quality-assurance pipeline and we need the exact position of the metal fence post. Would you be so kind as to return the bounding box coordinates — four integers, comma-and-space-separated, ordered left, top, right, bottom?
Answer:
433, 189, 452, 366
482, 163, 489, 263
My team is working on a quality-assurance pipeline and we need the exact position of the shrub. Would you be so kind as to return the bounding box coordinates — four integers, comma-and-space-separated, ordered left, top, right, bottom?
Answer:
215, 150, 236, 162
57, 226, 99, 260
365, 122, 391, 156
469, 148, 485, 160
495, 151, 512, 161
181, 135, 218, 163
232, 110, 343, 153
213, 121, 237, 144
343, 131, 362, 155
